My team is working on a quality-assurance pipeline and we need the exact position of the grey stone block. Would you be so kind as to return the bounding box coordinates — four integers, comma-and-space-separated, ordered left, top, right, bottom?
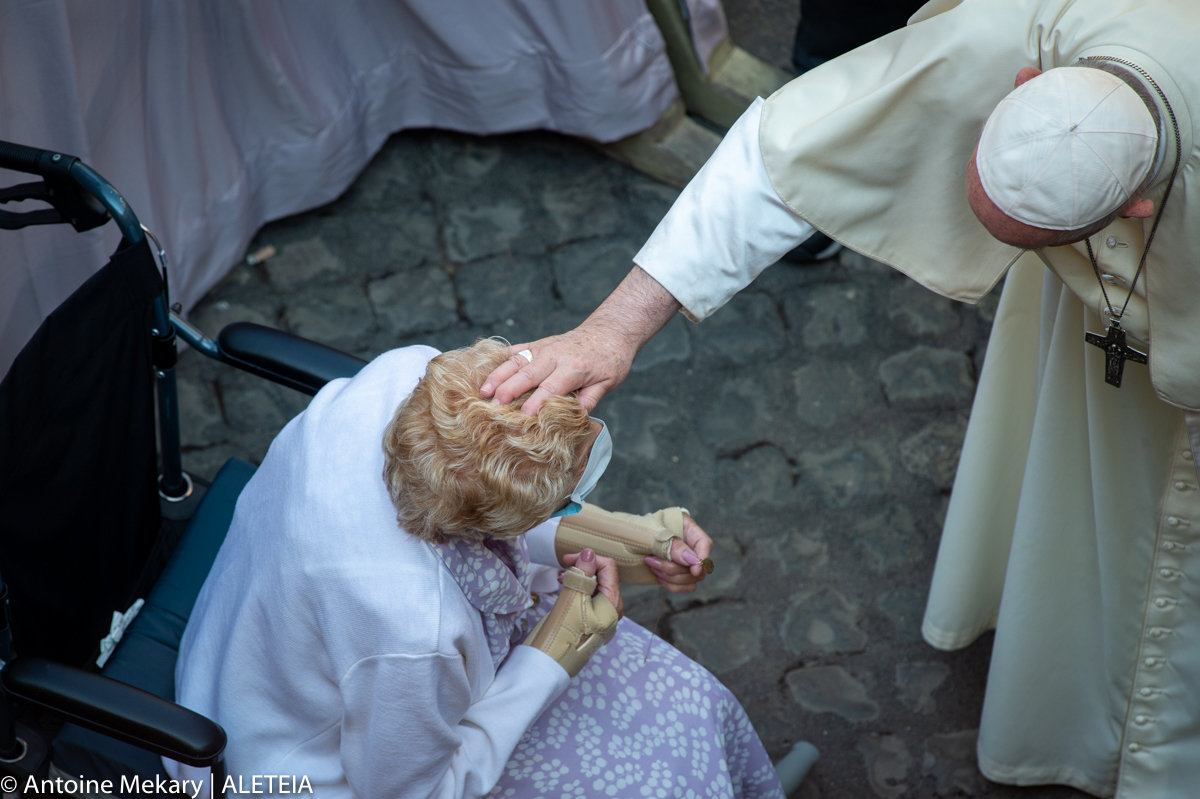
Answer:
895, 662, 951, 715
693, 293, 785, 364
445, 203, 525, 262
631, 315, 692, 372
793, 361, 871, 429
177, 372, 227, 450
368, 267, 458, 337
857, 734, 912, 798
880, 346, 975, 406
382, 203, 442, 272
785, 284, 867, 348
455, 255, 554, 325
452, 308, 577, 356
210, 261, 260, 291
718, 446, 795, 510
429, 138, 503, 184
542, 183, 620, 244
853, 506, 923, 574
626, 179, 680, 222
550, 238, 638, 313
786, 665, 879, 722
605, 394, 678, 461
671, 602, 762, 674
877, 586, 929, 644
799, 441, 891, 509
751, 531, 829, 580
923, 730, 986, 796
339, 135, 426, 209
285, 284, 374, 350
325, 203, 441, 281
218, 370, 310, 442
898, 417, 969, 489
588, 465, 710, 520
888, 280, 961, 336
697, 374, 783, 450
782, 587, 868, 657
266, 237, 344, 292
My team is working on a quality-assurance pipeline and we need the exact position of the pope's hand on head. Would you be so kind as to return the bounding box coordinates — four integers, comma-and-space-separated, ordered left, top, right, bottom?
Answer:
480, 324, 634, 415
479, 266, 682, 414
561, 548, 624, 618
643, 513, 714, 594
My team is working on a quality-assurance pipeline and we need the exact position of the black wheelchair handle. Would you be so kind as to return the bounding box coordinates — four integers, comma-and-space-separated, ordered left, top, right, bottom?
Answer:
0, 140, 54, 175
0, 139, 143, 244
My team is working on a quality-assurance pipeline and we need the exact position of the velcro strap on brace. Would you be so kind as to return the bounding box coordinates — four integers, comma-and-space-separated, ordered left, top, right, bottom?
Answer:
656, 506, 686, 535
523, 568, 619, 677
651, 528, 679, 560
560, 567, 598, 595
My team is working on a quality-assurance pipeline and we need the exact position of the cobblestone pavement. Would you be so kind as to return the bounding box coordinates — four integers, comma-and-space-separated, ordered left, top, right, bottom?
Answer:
176, 128, 1089, 799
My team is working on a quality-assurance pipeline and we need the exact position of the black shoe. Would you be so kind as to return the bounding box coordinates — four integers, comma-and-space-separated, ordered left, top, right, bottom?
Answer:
783, 231, 843, 265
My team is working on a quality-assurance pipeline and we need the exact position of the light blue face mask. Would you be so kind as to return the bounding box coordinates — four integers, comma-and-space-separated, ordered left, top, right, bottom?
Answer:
550, 419, 612, 518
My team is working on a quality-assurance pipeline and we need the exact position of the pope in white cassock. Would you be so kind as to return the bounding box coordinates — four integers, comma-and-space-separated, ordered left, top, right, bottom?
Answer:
481, 0, 1200, 796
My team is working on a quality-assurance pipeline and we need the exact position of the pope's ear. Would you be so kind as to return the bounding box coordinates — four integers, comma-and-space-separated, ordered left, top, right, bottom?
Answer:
1014, 66, 1043, 88
1120, 196, 1156, 219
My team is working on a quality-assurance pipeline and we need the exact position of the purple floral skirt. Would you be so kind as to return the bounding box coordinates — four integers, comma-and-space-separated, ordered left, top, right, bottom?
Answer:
489, 615, 785, 799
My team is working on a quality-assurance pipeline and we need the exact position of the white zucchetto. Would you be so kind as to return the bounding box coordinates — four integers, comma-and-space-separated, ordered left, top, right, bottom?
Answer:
976, 67, 1158, 230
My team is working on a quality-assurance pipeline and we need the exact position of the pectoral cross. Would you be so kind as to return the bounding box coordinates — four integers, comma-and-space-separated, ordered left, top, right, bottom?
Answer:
1086, 320, 1147, 388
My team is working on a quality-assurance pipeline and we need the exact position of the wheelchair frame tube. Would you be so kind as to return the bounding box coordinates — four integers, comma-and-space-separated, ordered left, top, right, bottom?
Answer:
169, 311, 221, 359
68, 161, 142, 246
156, 366, 187, 500
152, 296, 189, 501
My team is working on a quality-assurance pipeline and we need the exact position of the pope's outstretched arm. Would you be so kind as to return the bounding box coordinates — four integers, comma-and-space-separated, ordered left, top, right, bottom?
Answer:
481, 98, 814, 413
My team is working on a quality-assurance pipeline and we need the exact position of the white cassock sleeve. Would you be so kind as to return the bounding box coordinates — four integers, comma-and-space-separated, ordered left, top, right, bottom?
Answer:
340, 645, 568, 799
634, 97, 815, 322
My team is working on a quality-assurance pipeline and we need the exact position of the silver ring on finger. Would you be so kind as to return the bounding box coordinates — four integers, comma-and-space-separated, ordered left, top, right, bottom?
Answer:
517, 349, 534, 364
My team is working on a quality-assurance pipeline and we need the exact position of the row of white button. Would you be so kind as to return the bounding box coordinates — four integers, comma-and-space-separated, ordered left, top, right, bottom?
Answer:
1124, 445, 1196, 764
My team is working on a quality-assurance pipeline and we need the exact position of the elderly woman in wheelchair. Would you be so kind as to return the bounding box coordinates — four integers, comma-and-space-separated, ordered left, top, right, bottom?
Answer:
167, 338, 786, 798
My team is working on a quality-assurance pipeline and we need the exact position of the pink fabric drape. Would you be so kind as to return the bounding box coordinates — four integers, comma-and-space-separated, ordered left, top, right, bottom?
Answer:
0, 0, 683, 376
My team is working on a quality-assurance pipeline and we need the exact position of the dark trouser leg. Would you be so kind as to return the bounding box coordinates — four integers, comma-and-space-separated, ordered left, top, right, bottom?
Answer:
793, 0, 927, 74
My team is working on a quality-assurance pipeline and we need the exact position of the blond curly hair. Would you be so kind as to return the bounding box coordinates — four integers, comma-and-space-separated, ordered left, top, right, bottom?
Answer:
383, 338, 592, 543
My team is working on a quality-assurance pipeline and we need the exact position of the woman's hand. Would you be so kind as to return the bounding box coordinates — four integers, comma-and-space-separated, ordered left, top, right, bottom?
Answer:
561, 548, 624, 618
529, 548, 622, 677
643, 514, 713, 594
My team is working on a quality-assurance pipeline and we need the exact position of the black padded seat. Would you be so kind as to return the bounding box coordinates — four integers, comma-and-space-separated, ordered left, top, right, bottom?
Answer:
52, 458, 256, 784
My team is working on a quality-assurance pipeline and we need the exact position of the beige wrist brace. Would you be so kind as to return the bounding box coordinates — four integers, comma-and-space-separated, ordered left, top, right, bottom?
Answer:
555, 502, 688, 584
523, 566, 619, 678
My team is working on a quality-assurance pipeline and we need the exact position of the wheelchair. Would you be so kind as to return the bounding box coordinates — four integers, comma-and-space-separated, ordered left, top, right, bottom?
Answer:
0, 140, 367, 794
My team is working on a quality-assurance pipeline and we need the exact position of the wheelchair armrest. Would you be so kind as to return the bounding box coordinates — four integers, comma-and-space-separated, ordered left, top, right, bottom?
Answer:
217, 322, 366, 396
1, 657, 225, 767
